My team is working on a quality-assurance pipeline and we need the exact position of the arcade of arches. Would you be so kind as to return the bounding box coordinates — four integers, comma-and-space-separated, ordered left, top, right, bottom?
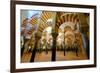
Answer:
21, 10, 89, 62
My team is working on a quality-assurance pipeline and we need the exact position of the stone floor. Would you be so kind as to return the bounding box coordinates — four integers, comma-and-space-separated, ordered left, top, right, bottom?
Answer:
21, 50, 88, 63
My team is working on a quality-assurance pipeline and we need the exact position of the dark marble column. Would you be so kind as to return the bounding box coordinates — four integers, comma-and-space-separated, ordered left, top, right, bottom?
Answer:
64, 29, 66, 56
64, 39, 66, 56
45, 43, 48, 54
21, 46, 24, 57
30, 34, 40, 62
21, 36, 25, 57
51, 32, 58, 61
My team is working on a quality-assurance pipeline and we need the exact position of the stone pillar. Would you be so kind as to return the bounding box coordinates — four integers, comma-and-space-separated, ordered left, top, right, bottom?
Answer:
30, 34, 40, 62
21, 37, 25, 57
64, 30, 66, 56
21, 36, 28, 57
51, 32, 58, 61
45, 41, 48, 54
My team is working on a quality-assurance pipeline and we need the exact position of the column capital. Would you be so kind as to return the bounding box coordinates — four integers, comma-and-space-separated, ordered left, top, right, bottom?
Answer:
51, 32, 58, 38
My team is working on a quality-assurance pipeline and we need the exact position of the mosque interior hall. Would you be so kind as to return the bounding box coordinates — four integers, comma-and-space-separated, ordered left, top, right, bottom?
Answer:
21, 10, 89, 63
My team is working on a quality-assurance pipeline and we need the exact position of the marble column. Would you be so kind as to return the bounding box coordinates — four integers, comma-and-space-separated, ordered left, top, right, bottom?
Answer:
21, 36, 25, 57
30, 34, 40, 62
51, 32, 58, 61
